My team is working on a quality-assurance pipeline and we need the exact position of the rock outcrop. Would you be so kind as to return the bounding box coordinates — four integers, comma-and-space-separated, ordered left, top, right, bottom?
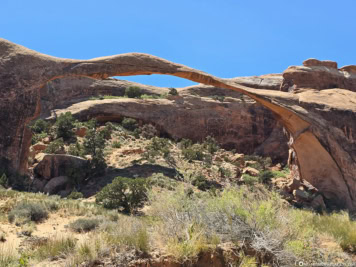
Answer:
34, 154, 87, 180
46, 79, 288, 161
0, 38, 356, 211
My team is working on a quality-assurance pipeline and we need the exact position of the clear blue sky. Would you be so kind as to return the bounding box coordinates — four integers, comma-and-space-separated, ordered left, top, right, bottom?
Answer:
1, 0, 355, 87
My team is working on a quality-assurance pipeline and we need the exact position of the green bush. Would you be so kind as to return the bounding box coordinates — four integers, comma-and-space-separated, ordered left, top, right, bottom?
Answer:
67, 190, 84, 200
121, 117, 138, 131
31, 132, 49, 145
242, 174, 259, 185
67, 142, 85, 157
44, 138, 64, 154
112, 141, 121, 148
54, 112, 76, 140
30, 119, 50, 134
125, 86, 142, 98
96, 176, 149, 213
0, 173, 8, 188
140, 124, 158, 139
83, 119, 107, 176
69, 218, 101, 233
8, 202, 48, 224
179, 138, 193, 149
144, 137, 171, 161
203, 136, 219, 154
182, 144, 205, 161
191, 174, 210, 191
168, 87, 179, 96
259, 170, 274, 183
212, 95, 225, 102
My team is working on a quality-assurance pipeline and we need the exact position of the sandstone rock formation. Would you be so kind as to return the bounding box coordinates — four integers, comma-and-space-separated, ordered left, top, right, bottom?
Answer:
45, 77, 288, 162
0, 38, 355, 211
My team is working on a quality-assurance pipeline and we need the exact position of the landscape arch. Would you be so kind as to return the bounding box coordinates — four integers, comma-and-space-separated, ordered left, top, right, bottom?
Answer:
0, 38, 355, 211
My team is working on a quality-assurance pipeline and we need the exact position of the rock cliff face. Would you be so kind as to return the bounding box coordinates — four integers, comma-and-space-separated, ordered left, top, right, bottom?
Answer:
41, 76, 287, 162
0, 38, 355, 211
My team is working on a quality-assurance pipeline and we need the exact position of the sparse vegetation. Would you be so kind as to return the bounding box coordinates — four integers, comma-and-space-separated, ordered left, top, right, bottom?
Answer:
69, 217, 101, 233
8, 202, 48, 224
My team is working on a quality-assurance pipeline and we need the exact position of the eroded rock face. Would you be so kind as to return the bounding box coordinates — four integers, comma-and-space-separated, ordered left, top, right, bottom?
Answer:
0, 38, 356, 211
281, 58, 356, 92
45, 76, 288, 162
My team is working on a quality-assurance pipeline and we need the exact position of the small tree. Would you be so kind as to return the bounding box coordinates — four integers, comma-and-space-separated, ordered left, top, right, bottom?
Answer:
83, 119, 107, 175
96, 177, 149, 213
0, 173, 8, 188
121, 118, 138, 131
30, 119, 50, 134
125, 86, 142, 98
55, 112, 76, 140
168, 87, 179, 96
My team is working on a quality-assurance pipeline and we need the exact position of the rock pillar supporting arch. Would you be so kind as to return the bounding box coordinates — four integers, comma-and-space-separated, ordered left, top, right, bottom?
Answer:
0, 38, 355, 211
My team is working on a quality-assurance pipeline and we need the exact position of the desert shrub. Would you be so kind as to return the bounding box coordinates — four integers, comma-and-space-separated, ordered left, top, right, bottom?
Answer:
144, 137, 172, 161
44, 138, 65, 154
242, 174, 259, 185
212, 95, 225, 102
69, 218, 101, 233
121, 117, 138, 131
125, 86, 142, 98
168, 87, 179, 96
0, 173, 8, 188
30, 119, 50, 134
66, 165, 89, 191
54, 112, 76, 140
218, 166, 232, 178
67, 190, 84, 200
96, 177, 149, 213
191, 174, 210, 191
83, 119, 107, 176
103, 217, 149, 252
140, 124, 158, 139
147, 173, 177, 190
67, 142, 85, 157
112, 141, 121, 148
8, 202, 48, 224
32, 236, 76, 261
312, 212, 356, 253
31, 132, 48, 145
179, 138, 193, 149
244, 155, 272, 171
259, 170, 274, 183
182, 144, 205, 161
203, 135, 219, 154
0, 246, 17, 266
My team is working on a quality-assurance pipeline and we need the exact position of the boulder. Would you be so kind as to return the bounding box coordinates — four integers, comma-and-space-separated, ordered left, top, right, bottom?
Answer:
242, 167, 260, 177
303, 58, 338, 69
31, 178, 47, 192
34, 154, 87, 180
293, 189, 311, 201
75, 127, 87, 137
311, 195, 327, 211
43, 176, 69, 194
32, 143, 47, 153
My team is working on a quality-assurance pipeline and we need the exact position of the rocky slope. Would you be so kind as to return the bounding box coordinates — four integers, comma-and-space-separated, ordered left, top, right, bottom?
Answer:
0, 38, 356, 211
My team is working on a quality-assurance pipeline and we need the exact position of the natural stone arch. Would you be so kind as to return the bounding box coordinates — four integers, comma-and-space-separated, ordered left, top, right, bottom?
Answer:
0, 38, 355, 211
